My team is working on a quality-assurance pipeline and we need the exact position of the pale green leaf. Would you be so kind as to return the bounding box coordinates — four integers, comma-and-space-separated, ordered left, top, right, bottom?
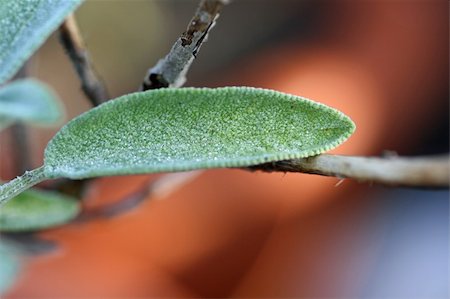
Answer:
44, 87, 355, 178
0, 79, 64, 129
0, 87, 355, 203
0, 188, 80, 232
0, 0, 83, 84
0, 242, 22, 294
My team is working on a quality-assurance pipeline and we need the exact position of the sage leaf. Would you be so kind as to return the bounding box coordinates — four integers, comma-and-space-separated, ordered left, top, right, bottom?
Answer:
0, 188, 80, 232
45, 87, 355, 178
0, 79, 63, 129
0, 0, 83, 84
0, 87, 355, 203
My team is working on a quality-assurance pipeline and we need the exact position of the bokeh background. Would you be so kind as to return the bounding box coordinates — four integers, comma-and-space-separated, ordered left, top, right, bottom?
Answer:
1, 0, 448, 298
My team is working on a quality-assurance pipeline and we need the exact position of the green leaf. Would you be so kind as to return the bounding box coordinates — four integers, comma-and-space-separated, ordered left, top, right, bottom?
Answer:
0, 188, 80, 232
0, 87, 355, 203
0, 79, 64, 129
0, 0, 83, 84
0, 241, 22, 294
45, 87, 355, 178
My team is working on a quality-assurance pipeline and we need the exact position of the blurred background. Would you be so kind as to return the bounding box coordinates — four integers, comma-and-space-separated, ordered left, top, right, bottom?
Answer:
1, 0, 448, 298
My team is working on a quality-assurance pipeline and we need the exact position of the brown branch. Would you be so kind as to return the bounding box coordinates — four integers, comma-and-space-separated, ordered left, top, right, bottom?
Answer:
248, 154, 450, 188
59, 14, 108, 106
141, 0, 229, 90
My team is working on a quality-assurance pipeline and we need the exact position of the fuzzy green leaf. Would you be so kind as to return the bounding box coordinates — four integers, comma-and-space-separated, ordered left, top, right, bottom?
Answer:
0, 79, 63, 129
44, 87, 355, 179
0, 0, 83, 84
0, 188, 80, 232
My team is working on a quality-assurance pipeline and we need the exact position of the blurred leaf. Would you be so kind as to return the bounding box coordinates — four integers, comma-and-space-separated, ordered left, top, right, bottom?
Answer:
0, 188, 80, 232
0, 0, 83, 84
0, 241, 22, 294
0, 79, 64, 129
44, 87, 355, 178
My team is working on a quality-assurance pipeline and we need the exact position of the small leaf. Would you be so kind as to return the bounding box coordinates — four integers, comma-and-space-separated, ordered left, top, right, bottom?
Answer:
44, 87, 355, 179
0, 241, 22, 294
0, 79, 64, 129
0, 188, 80, 232
0, 0, 83, 84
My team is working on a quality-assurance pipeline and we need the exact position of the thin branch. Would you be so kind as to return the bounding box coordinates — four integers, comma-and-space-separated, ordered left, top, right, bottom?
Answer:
77, 171, 202, 221
248, 154, 450, 188
141, 0, 229, 90
0, 167, 46, 206
150, 171, 202, 198
59, 14, 108, 106
76, 153, 449, 223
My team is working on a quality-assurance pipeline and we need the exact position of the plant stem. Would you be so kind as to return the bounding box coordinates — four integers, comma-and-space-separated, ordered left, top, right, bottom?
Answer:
59, 14, 108, 106
248, 154, 450, 188
0, 167, 47, 206
77, 171, 202, 221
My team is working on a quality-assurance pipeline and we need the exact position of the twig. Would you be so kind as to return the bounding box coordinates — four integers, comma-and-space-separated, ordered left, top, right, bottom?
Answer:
77, 171, 202, 221
0, 167, 46, 206
141, 0, 229, 90
150, 171, 202, 198
59, 14, 108, 106
248, 154, 450, 188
